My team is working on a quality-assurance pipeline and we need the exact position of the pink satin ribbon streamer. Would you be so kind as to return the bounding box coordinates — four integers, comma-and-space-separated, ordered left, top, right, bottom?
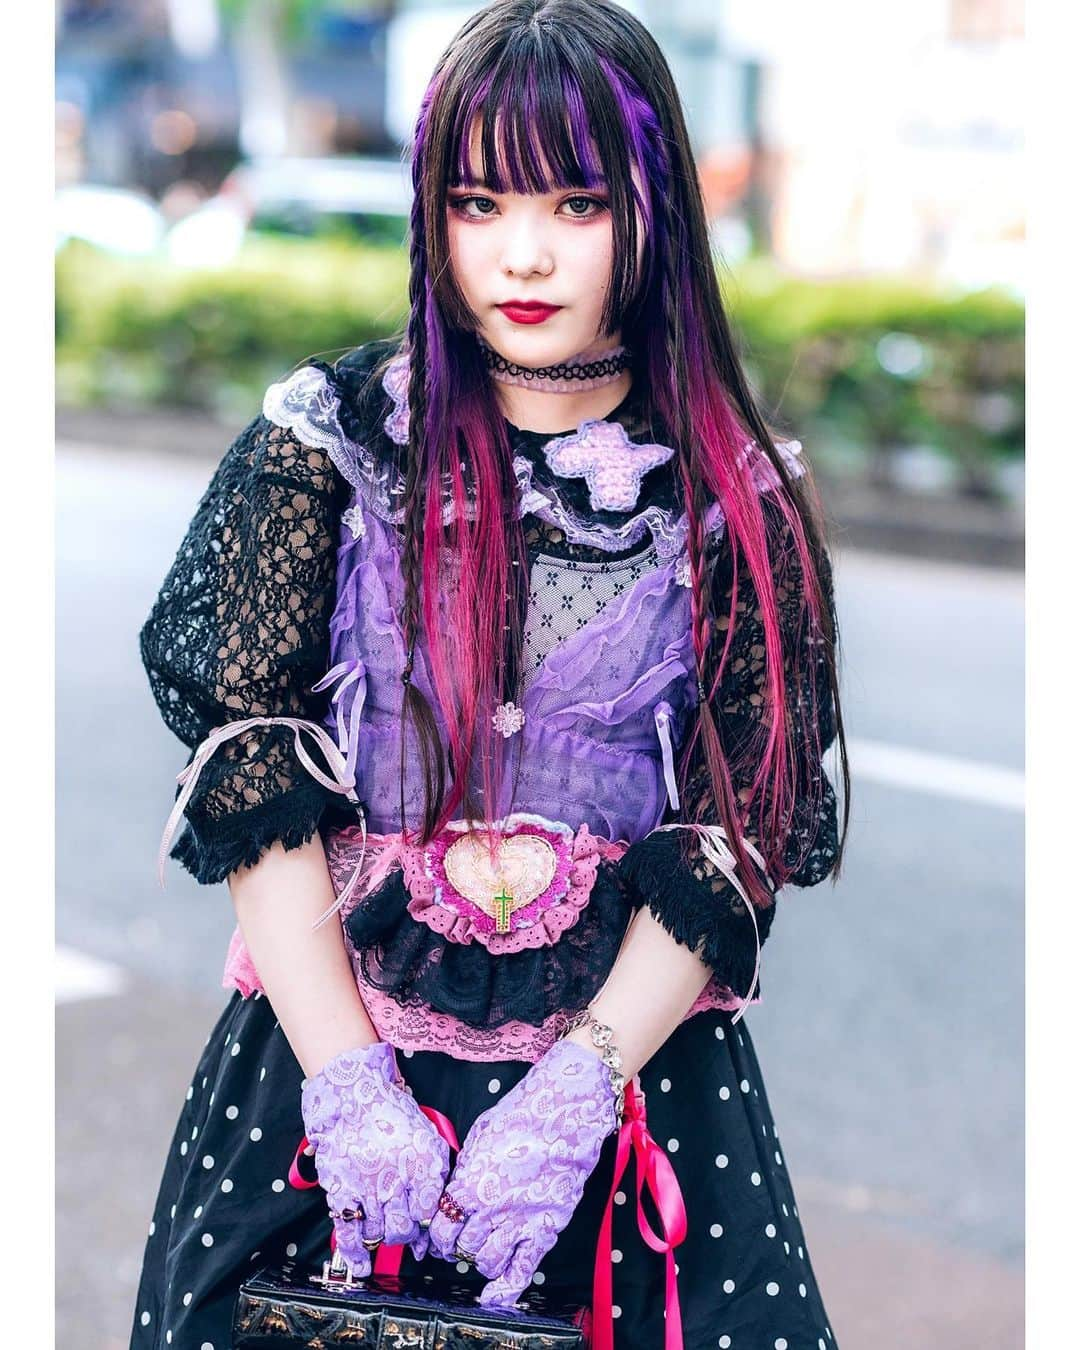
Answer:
593, 1078, 687, 1350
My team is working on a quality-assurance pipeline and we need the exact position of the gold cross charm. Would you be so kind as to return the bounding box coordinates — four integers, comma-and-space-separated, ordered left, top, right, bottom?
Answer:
493, 886, 515, 933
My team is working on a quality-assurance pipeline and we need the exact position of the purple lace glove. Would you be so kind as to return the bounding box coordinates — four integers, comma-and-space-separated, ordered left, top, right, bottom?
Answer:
301, 1041, 451, 1275
427, 1038, 619, 1307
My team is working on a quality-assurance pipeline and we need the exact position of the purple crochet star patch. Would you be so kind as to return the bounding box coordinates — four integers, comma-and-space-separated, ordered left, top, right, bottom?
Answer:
542, 420, 676, 513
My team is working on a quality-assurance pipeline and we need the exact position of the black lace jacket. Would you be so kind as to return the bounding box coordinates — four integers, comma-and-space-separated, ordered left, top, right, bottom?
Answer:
140, 339, 840, 998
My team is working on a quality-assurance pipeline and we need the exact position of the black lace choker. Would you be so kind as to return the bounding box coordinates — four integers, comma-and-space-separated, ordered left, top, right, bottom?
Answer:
480, 341, 631, 392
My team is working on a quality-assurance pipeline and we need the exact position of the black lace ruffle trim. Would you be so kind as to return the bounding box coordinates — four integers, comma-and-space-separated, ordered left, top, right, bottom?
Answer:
615, 832, 776, 999
343, 861, 639, 1028
171, 782, 361, 886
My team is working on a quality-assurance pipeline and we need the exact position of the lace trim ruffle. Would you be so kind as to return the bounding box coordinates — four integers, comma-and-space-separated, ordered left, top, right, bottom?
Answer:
263, 360, 805, 559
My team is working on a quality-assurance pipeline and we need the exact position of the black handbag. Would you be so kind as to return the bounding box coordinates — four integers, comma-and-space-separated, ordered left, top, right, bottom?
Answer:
232, 1257, 592, 1349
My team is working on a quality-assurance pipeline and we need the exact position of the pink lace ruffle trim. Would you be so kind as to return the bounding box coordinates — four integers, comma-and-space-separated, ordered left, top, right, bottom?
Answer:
220, 821, 760, 1061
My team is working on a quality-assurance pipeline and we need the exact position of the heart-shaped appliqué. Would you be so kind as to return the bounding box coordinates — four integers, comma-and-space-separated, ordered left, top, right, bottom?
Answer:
442, 832, 559, 920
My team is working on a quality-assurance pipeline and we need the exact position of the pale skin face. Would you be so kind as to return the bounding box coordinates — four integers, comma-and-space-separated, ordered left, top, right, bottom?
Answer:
445, 126, 639, 433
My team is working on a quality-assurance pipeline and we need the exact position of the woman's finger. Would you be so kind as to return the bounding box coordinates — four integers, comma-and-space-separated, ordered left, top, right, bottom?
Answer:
478, 1234, 548, 1308
473, 1223, 518, 1282
383, 1204, 417, 1248
427, 1208, 464, 1260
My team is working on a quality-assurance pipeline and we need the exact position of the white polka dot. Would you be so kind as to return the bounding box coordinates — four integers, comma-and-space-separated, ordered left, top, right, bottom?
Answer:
193, 1205, 203, 1219
611, 1249, 623, 1263
208, 1092, 214, 1107
719, 1338, 732, 1348
715, 1154, 729, 1168
201, 1343, 215, 1350
718, 1086, 731, 1100
714, 1026, 725, 1040
166, 1332, 172, 1344
286, 1243, 298, 1258
660, 1078, 672, 1092
202, 1155, 214, 1169
226, 1105, 239, 1120
202, 1077, 208, 1088
750, 1171, 761, 1185
487, 1078, 501, 1093
612, 1306, 622, 1319
765, 1281, 780, 1296
220, 1179, 234, 1193
667, 1138, 680, 1152
140, 1311, 151, 1326
250, 1128, 263, 1142
202, 1233, 214, 1247
794, 1206, 800, 1217
148, 1220, 156, 1236
739, 1078, 750, 1093
765, 1223, 776, 1238
259, 1067, 267, 1082
773, 1124, 779, 1137
179, 1142, 188, 1156
182, 1292, 193, 1307
186, 1086, 193, 1101
826, 1331, 833, 1342
819, 1341, 827, 1349
170, 1205, 177, 1219
231, 1043, 241, 1056
799, 1283, 807, 1297
722, 1279, 735, 1294
532, 1271, 546, 1285
271, 1179, 286, 1193
798, 1246, 804, 1260
225, 1033, 231, 1045
456, 1261, 471, 1274
402, 1048, 415, 1058
614, 1190, 627, 1205
250, 1252, 261, 1263
191, 1125, 199, 1141
781, 1203, 789, 1216
775, 1340, 788, 1349
784, 1241, 791, 1255
709, 1223, 724, 1238
775, 1151, 783, 1165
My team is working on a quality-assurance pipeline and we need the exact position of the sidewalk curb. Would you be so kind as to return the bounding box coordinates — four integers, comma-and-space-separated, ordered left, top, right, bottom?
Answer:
57, 405, 1024, 571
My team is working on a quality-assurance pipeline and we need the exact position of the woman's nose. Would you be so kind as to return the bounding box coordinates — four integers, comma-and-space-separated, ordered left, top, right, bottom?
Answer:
500, 221, 554, 278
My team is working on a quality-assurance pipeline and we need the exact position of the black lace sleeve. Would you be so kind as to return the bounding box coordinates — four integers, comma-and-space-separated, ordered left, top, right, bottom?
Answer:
617, 505, 841, 996
139, 412, 356, 884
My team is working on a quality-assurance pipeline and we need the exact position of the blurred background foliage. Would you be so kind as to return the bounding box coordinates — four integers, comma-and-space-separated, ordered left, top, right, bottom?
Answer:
56, 235, 1024, 496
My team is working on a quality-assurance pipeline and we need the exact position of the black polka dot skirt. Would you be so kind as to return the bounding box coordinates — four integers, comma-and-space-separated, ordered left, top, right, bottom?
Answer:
129, 991, 838, 1350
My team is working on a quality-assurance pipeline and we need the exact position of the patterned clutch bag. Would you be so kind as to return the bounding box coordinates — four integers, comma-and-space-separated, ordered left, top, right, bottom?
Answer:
233, 1260, 592, 1349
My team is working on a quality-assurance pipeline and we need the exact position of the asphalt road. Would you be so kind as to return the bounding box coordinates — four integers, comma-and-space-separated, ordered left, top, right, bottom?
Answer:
56, 441, 1024, 1349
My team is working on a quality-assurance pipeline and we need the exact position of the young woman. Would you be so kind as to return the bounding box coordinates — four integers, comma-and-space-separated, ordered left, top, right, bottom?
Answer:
130, 2, 850, 1347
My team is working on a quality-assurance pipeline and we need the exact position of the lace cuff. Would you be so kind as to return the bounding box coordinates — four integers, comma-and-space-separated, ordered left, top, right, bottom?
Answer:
616, 828, 776, 1003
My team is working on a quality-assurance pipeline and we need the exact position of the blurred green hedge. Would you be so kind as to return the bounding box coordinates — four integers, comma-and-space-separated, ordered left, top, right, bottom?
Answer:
57, 238, 1023, 489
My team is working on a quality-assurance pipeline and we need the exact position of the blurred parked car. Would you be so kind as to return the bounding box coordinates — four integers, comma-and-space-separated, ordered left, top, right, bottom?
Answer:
165, 155, 413, 266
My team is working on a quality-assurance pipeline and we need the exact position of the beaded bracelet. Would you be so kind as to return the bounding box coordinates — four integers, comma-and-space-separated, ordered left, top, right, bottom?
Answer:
559, 1008, 626, 1128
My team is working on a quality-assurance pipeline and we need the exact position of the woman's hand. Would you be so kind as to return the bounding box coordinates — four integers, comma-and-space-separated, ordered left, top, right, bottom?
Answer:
427, 1038, 618, 1307
301, 1041, 451, 1275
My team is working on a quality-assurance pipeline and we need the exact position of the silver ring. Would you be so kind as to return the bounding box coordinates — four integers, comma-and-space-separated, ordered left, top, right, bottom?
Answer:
361, 1237, 383, 1252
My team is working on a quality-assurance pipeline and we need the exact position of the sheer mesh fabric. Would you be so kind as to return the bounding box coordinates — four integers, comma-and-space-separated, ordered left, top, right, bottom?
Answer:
139, 415, 356, 883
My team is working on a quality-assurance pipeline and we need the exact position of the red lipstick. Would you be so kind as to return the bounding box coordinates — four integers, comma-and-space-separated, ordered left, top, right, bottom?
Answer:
497, 300, 563, 325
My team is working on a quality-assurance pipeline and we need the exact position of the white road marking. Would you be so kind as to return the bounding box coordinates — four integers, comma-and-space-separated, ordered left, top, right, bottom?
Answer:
55, 946, 127, 1004
833, 738, 1025, 812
